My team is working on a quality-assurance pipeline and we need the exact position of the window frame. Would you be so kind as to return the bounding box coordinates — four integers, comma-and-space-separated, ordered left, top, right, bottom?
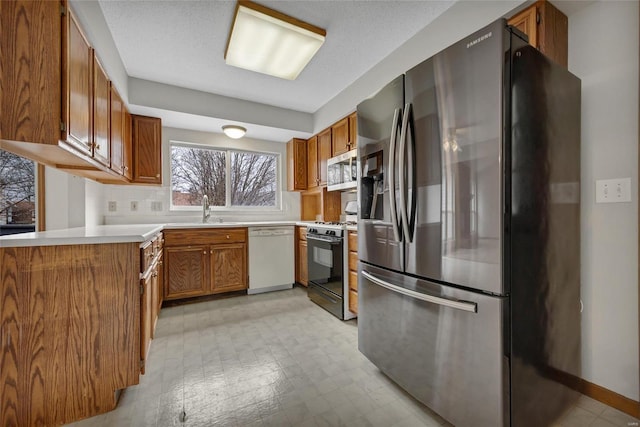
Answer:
169, 140, 282, 212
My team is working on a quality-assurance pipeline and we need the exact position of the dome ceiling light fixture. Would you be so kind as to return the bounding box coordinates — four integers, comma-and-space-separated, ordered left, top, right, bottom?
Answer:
224, 0, 326, 80
222, 125, 247, 139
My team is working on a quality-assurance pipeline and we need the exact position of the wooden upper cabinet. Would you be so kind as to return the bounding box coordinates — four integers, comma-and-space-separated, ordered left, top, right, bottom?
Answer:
331, 117, 349, 157
110, 87, 133, 179
307, 135, 319, 189
63, 8, 93, 155
0, 0, 61, 145
348, 112, 357, 149
287, 138, 307, 191
110, 85, 124, 174
123, 110, 133, 180
92, 55, 110, 167
131, 114, 162, 184
508, 0, 568, 67
317, 128, 331, 187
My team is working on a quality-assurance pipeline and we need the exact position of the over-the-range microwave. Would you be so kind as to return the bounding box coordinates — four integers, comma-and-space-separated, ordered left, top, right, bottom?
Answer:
327, 149, 357, 191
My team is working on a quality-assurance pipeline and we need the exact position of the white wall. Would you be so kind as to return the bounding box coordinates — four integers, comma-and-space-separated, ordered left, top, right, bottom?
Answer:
45, 167, 88, 230
103, 127, 301, 224
568, 0, 639, 401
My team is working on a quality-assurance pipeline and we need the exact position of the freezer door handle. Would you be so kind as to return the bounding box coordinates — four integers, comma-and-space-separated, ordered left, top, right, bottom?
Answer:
388, 107, 402, 242
398, 103, 416, 243
361, 270, 478, 313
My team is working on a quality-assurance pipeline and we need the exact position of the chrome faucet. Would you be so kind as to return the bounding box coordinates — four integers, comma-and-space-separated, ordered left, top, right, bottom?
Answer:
202, 194, 210, 223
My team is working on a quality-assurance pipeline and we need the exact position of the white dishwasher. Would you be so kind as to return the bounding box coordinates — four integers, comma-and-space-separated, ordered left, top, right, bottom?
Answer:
248, 226, 295, 294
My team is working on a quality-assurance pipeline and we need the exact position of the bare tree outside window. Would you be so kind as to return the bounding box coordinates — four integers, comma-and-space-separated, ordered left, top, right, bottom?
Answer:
171, 144, 278, 208
0, 150, 36, 232
231, 152, 276, 206
171, 146, 226, 206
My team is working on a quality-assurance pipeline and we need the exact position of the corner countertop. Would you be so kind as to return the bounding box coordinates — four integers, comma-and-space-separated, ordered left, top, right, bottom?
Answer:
0, 224, 166, 248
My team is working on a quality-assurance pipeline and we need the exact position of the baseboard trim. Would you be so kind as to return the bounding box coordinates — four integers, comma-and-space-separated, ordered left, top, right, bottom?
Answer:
575, 377, 640, 419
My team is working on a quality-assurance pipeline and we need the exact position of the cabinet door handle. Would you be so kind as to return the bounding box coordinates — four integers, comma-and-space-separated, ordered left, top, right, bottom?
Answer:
226, 235, 230, 239
155, 174, 160, 178
210, 250, 213, 254
203, 251, 207, 254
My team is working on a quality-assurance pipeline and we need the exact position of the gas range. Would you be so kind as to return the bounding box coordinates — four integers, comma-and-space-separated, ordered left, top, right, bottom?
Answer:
306, 221, 356, 236
307, 222, 345, 236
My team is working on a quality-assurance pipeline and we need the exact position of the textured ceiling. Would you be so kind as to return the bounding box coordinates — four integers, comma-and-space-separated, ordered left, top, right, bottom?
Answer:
98, 0, 455, 114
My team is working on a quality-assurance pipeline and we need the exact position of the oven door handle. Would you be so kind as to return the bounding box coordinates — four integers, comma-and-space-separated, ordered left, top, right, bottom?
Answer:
306, 234, 343, 245
362, 271, 477, 313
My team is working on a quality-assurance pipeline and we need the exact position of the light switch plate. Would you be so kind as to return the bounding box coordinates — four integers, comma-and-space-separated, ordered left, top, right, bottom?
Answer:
130, 201, 139, 211
595, 178, 631, 203
108, 201, 117, 212
151, 201, 162, 211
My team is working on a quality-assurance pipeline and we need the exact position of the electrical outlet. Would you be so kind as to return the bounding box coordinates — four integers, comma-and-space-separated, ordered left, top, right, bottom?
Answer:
108, 201, 117, 212
130, 201, 139, 211
595, 178, 631, 203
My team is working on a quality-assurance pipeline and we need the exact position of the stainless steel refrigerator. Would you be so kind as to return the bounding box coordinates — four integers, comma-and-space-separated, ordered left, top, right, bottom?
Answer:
357, 19, 581, 427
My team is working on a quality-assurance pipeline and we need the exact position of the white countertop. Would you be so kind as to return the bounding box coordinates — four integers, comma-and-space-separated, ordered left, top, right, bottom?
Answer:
0, 221, 303, 248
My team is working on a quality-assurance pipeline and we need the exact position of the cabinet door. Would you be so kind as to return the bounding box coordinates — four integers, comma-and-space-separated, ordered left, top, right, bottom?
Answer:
348, 113, 357, 149
317, 128, 331, 186
307, 135, 318, 189
164, 245, 209, 299
132, 115, 162, 184
299, 240, 308, 286
64, 9, 92, 155
211, 243, 247, 293
110, 85, 125, 175
150, 264, 159, 338
140, 275, 152, 374
287, 138, 307, 191
157, 253, 164, 311
92, 55, 110, 167
123, 109, 133, 180
331, 118, 349, 156
508, 5, 538, 49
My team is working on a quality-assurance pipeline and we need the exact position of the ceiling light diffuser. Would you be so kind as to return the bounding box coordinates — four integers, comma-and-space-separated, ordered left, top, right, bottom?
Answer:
224, 1, 326, 80
222, 125, 247, 139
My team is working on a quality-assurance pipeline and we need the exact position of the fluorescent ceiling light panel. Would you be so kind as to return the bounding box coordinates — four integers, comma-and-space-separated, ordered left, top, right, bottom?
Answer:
225, 1, 326, 80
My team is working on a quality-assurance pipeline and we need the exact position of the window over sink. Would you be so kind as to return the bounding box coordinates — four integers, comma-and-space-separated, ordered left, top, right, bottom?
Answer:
170, 142, 279, 210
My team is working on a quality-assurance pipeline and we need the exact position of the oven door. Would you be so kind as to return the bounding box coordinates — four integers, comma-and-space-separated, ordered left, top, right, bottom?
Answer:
306, 233, 344, 297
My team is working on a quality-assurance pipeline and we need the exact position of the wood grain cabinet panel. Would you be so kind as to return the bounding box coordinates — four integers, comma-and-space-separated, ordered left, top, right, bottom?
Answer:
317, 128, 331, 187
307, 135, 318, 189
140, 274, 153, 374
131, 114, 162, 185
508, 0, 568, 67
331, 117, 349, 156
163, 229, 248, 300
211, 244, 247, 293
348, 112, 357, 149
123, 110, 133, 180
287, 138, 307, 191
0, 243, 140, 426
295, 225, 309, 286
64, 8, 93, 155
92, 55, 110, 167
164, 245, 209, 300
110, 85, 131, 177
348, 231, 358, 314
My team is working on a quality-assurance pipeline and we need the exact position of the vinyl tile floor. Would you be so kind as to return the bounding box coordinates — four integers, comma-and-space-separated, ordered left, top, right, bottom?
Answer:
67, 287, 639, 427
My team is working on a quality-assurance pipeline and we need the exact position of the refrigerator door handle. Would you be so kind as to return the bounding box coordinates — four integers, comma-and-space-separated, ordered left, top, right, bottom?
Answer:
398, 103, 415, 243
362, 270, 478, 313
388, 107, 402, 242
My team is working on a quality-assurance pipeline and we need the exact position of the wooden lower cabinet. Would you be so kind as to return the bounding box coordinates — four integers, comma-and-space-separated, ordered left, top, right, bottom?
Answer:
164, 245, 209, 299
163, 228, 248, 300
348, 230, 358, 315
295, 226, 308, 286
140, 232, 163, 373
0, 243, 140, 426
211, 244, 247, 293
